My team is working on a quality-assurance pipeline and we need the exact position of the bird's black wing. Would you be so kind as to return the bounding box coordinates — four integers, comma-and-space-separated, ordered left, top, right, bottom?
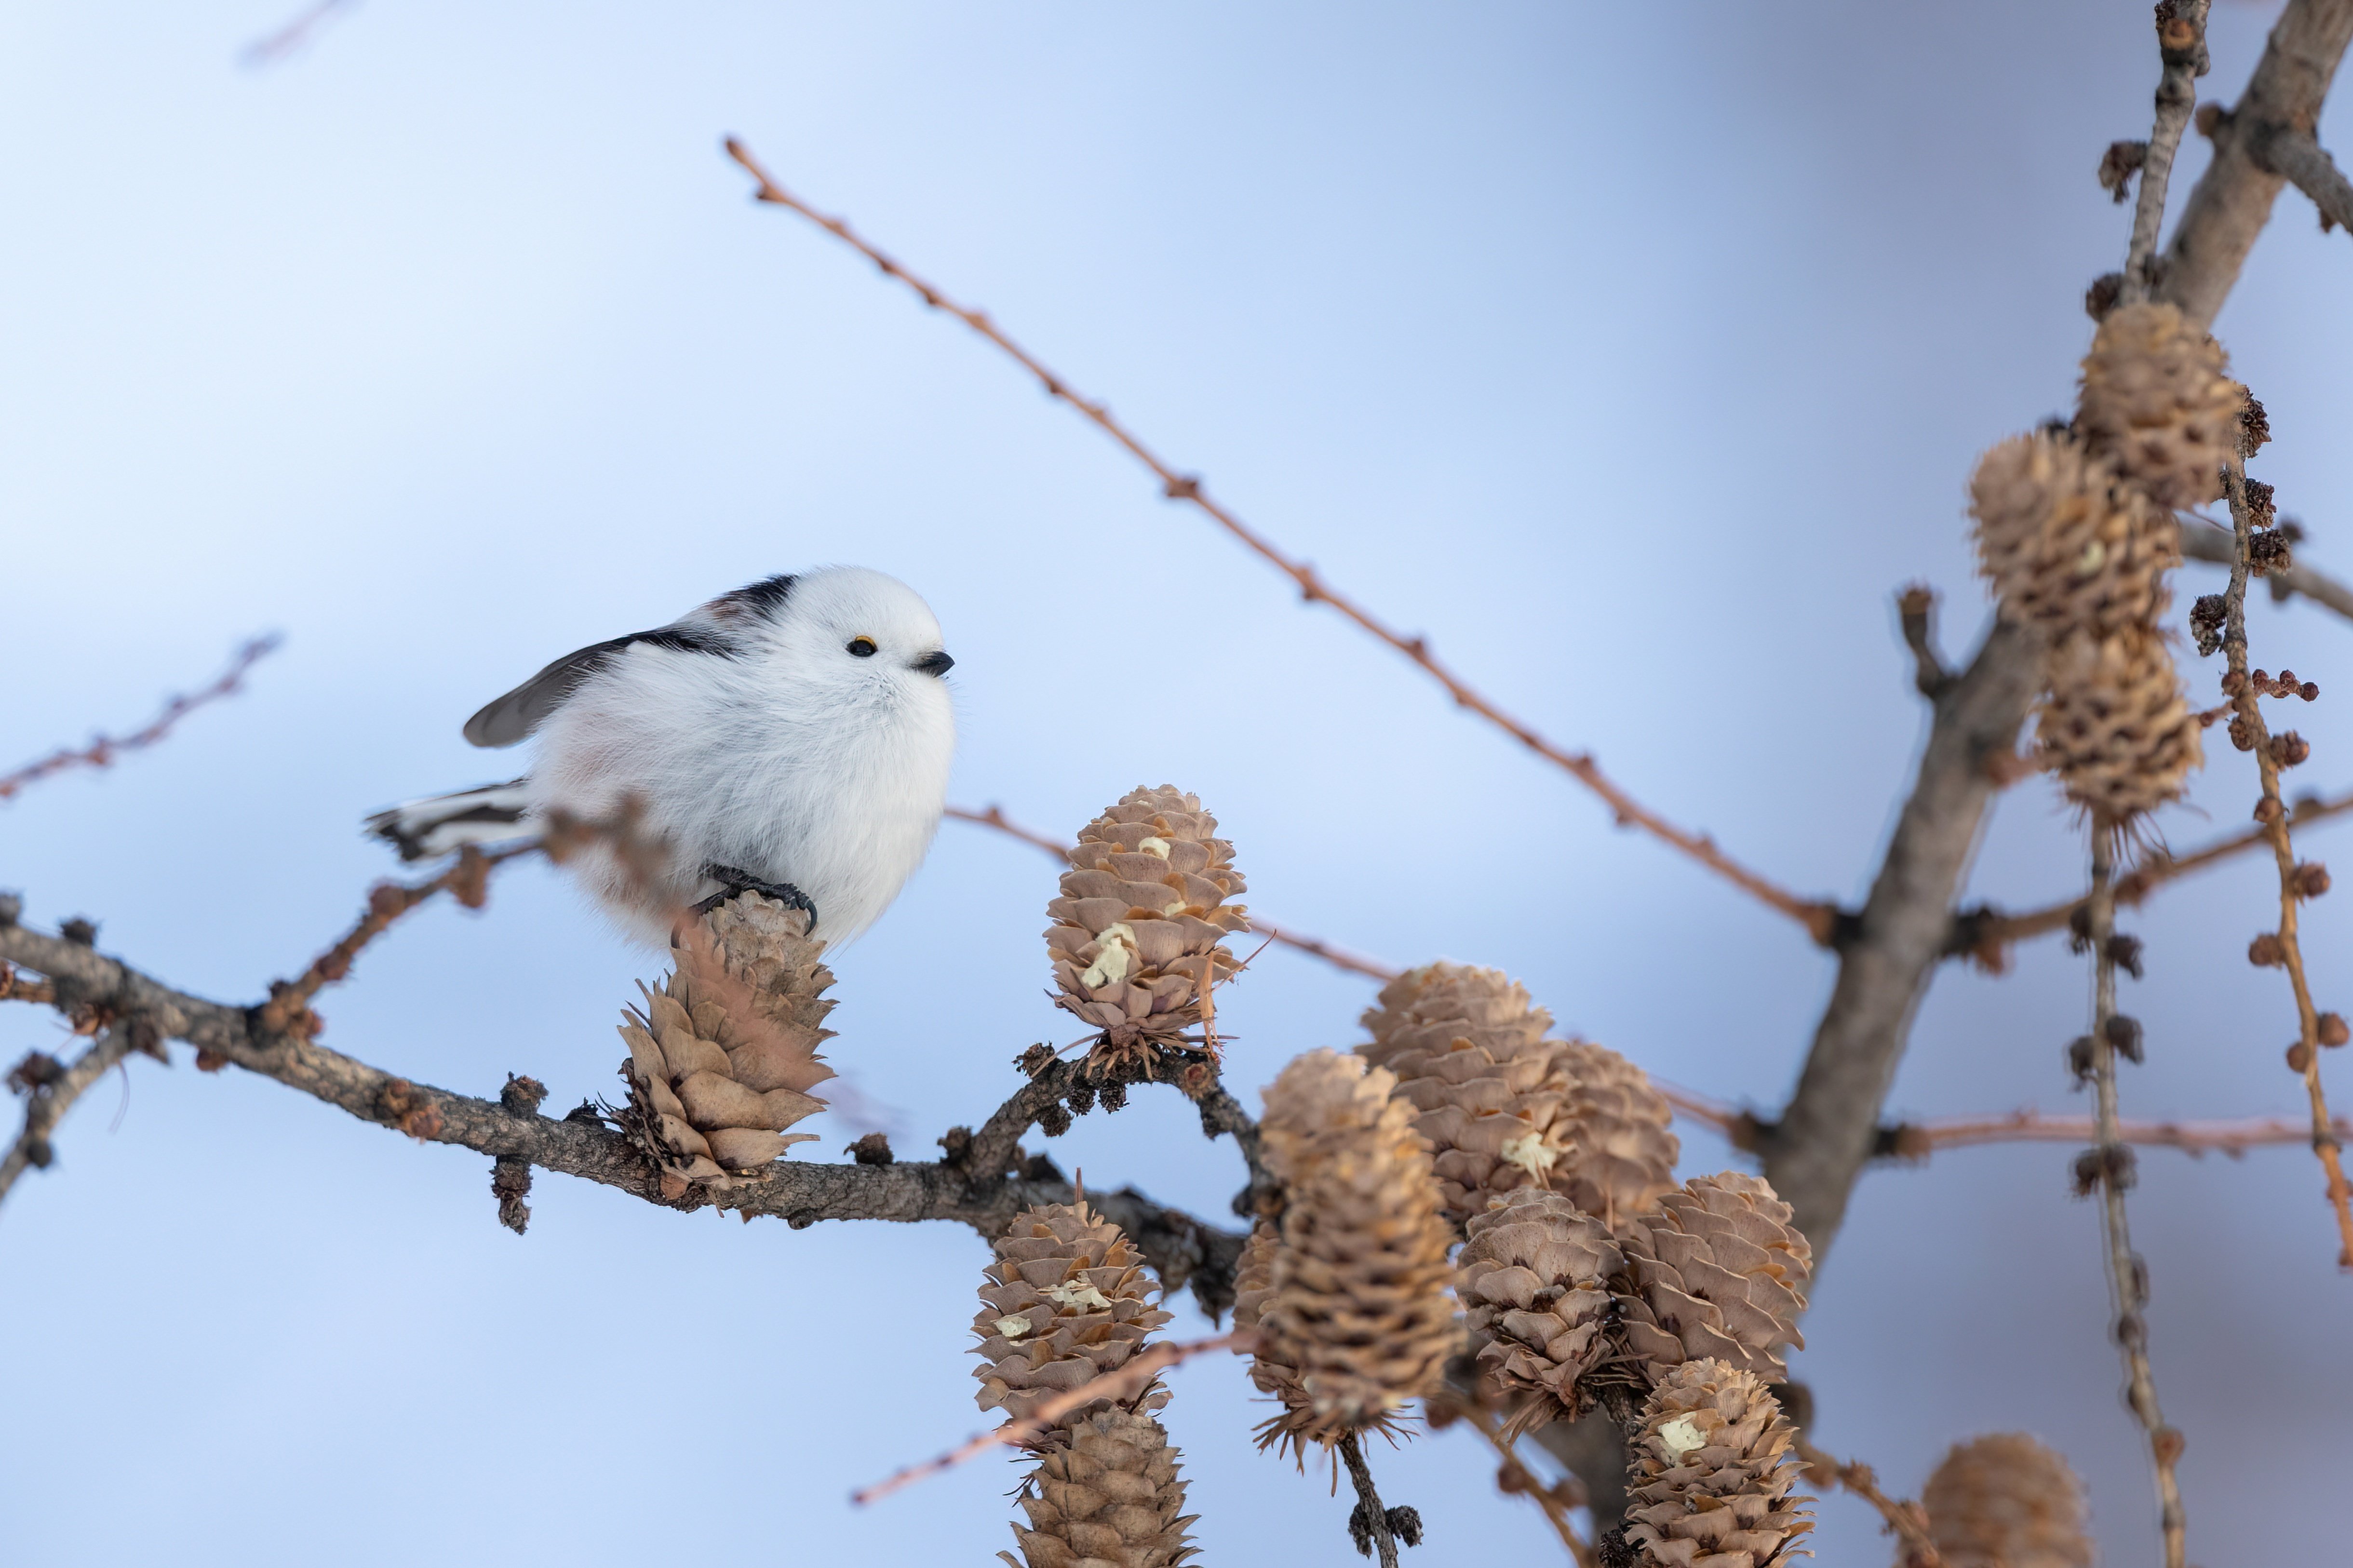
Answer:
461, 624, 736, 749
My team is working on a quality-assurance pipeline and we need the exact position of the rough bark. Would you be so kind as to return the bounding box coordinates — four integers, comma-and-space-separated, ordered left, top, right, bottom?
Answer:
1761, 617, 2044, 1250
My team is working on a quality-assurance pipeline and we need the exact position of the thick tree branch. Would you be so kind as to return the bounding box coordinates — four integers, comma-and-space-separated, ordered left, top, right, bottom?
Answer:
2159, 0, 2353, 328
1760, 612, 2044, 1252
0, 911, 1248, 1309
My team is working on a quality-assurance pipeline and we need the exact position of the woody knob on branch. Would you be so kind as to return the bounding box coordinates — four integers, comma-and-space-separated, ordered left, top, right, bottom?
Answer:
1046, 786, 1248, 1077
615, 893, 837, 1201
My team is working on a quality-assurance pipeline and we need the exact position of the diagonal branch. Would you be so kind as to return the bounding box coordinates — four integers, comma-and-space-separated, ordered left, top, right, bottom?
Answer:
2176, 513, 2353, 623
1760, 610, 2044, 1251
947, 805, 1401, 981
2123, 1, 2212, 303
1952, 784, 2353, 958
2159, 0, 2353, 328
0, 636, 280, 803
0, 910, 1249, 1308
726, 140, 1835, 943
2, 1023, 148, 1205
2251, 123, 2353, 234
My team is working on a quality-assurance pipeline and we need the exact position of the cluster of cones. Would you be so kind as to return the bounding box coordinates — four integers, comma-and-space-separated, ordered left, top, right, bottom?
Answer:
606, 791, 2097, 1568
1970, 300, 2251, 826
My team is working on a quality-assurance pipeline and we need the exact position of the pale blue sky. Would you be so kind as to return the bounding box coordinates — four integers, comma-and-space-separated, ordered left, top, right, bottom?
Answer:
5, 3, 2350, 1564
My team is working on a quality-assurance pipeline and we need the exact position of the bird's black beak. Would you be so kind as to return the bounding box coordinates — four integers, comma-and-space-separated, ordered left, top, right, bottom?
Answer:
914, 649, 955, 677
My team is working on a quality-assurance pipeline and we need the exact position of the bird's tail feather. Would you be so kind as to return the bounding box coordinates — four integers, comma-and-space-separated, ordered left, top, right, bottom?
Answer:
364, 779, 533, 861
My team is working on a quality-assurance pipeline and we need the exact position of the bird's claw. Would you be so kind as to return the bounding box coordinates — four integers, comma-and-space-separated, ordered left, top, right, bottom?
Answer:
694, 863, 819, 932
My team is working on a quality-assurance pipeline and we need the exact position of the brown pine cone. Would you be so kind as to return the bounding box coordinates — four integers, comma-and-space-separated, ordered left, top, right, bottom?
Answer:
2037, 625, 2203, 826
1969, 430, 2176, 639
1229, 1221, 1327, 1453
1624, 1358, 1815, 1568
973, 1201, 1173, 1443
1358, 961, 1552, 1073
1457, 1189, 1622, 1435
999, 1408, 1199, 1568
1555, 1040, 1680, 1226
1617, 1173, 1811, 1384
616, 893, 836, 1199
1919, 1433, 2094, 1568
2076, 300, 2244, 509
1046, 787, 1248, 1063
1251, 1049, 1459, 1456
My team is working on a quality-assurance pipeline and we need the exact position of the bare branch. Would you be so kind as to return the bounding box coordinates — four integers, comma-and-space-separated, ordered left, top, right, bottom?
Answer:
728, 141, 1837, 943
2, 1024, 146, 1205
0, 913, 1248, 1307
2159, 0, 2353, 328
2081, 832, 2188, 1567
850, 1328, 1249, 1505
947, 804, 1401, 981
1954, 784, 2353, 958
1761, 614, 2044, 1252
2218, 460, 2353, 1267
2254, 123, 2353, 233
1793, 1434, 1942, 1568
2177, 512, 2353, 624
0, 636, 279, 804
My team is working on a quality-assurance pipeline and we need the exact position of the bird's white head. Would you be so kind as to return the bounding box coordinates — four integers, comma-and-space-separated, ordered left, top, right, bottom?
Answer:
724, 566, 955, 698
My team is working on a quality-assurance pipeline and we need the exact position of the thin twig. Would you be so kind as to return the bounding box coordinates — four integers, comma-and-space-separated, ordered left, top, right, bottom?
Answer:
1792, 1434, 1942, 1568
1454, 1400, 1594, 1566
2124, 2, 2213, 303
727, 141, 1835, 942
2158, 0, 2353, 328
1957, 785, 2353, 955
2, 1025, 146, 1205
0, 636, 280, 803
2176, 512, 2353, 624
2220, 463, 2353, 1267
851, 1329, 1248, 1505
1667, 1077, 2349, 1159
2083, 831, 2187, 1568
0, 963, 58, 1007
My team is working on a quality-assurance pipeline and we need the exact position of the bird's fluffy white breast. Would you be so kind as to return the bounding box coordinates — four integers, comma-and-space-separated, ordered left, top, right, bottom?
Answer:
525, 618, 955, 946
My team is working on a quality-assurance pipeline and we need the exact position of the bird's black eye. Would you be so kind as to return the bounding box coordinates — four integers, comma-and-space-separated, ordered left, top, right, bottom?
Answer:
847, 637, 877, 657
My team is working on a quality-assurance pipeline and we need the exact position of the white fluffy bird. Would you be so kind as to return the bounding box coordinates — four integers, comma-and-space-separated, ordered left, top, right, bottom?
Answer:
367, 567, 956, 947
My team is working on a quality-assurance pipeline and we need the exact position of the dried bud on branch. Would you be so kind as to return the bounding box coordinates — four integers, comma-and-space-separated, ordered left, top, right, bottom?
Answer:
974, 1200, 1173, 1443
998, 1408, 1199, 1568
1047, 787, 1247, 1065
616, 894, 836, 1199
1250, 1050, 1457, 1455
1918, 1433, 2094, 1568
1456, 1189, 1620, 1436
2036, 627, 2202, 825
2075, 301, 2244, 509
1623, 1359, 1815, 1568
1969, 432, 2175, 639
1616, 1173, 1812, 1384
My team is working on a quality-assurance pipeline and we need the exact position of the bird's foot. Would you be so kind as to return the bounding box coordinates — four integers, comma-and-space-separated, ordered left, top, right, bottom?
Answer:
693, 864, 819, 931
